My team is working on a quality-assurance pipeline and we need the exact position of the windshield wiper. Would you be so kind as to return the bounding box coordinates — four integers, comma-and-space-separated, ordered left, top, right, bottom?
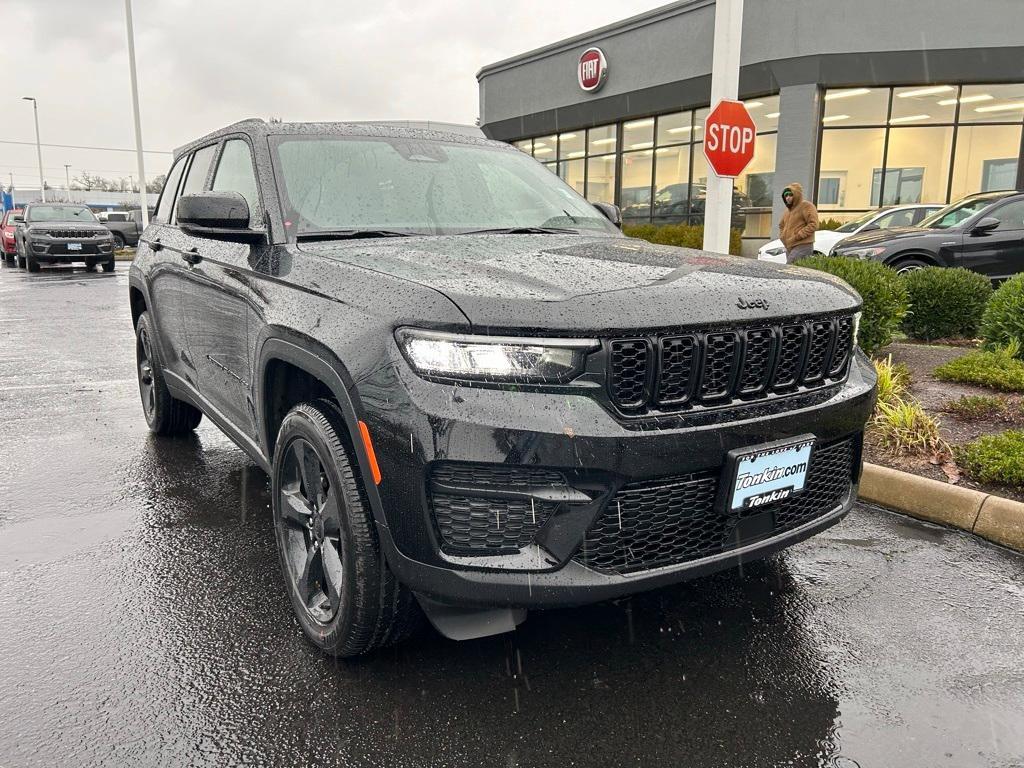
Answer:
296, 229, 414, 241
457, 226, 580, 235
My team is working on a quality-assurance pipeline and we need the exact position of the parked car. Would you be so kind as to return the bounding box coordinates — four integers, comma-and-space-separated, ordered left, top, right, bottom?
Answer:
1, 209, 23, 265
129, 119, 875, 656
14, 203, 116, 272
97, 209, 144, 250
757, 204, 942, 263
624, 182, 749, 230
832, 191, 1024, 278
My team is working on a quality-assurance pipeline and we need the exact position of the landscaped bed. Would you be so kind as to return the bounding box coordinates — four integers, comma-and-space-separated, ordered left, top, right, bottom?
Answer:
868, 340, 1024, 503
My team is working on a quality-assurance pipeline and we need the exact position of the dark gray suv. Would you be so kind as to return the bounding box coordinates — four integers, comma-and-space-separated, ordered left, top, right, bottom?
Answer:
15, 203, 116, 272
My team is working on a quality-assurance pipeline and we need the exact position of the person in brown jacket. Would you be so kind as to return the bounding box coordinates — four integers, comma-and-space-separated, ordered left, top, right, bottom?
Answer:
778, 182, 819, 263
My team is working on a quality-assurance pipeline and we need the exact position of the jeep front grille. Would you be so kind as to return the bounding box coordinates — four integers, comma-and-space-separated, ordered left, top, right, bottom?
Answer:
607, 315, 854, 414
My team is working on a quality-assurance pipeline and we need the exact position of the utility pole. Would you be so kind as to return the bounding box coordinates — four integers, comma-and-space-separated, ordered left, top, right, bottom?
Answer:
22, 97, 45, 203
702, 0, 744, 254
124, 0, 149, 226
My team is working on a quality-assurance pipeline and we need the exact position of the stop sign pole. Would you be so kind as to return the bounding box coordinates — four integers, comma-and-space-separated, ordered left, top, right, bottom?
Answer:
702, 0, 745, 254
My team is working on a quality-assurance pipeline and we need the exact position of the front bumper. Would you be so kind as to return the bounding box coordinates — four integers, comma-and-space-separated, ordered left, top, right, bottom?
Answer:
29, 238, 114, 258
362, 349, 877, 609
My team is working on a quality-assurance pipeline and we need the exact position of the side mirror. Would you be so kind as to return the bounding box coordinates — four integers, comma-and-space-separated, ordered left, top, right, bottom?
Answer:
11, 215, 23, 224
970, 217, 1000, 235
593, 202, 622, 229
861, 223, 880, 232
177, 191, 263, 242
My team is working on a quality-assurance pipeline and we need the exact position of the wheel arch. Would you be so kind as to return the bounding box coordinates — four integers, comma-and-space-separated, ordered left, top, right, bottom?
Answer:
256, 332, 386, 526
884, 251, 940, 270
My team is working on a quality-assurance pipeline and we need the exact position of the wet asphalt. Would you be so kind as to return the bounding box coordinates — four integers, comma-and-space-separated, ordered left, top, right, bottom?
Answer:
0, 262, 1023, 768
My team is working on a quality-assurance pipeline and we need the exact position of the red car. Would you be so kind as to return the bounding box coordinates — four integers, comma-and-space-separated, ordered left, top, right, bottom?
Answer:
2, 209, 22, 265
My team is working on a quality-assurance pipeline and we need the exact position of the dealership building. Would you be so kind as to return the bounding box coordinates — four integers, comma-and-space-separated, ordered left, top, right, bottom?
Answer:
477, 0, 1024, 253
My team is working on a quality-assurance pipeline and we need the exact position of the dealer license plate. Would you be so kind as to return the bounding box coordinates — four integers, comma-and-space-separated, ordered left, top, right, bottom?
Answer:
727, 437, 815, 512
67, 243, 82, 251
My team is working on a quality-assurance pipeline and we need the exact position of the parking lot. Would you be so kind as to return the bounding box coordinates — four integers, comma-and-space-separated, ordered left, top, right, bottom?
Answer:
0, 262, 1022, 767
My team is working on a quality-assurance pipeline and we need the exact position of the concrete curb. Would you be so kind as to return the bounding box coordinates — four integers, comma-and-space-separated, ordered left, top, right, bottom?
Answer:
859, 462, 1024, 553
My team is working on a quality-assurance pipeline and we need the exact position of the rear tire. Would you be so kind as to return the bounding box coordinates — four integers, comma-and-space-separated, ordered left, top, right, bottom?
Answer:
272, 399, 421, 657
112, 233, 126, 250
16, 255, 26, 269
135, 311, 203, 435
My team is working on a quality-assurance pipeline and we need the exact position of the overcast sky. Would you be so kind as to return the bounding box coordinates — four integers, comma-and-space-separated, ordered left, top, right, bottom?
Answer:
3, 0, 659, 191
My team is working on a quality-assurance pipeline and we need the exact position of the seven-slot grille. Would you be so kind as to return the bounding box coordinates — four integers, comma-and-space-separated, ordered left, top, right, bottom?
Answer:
38, 229, 104, 239
608, 315, 854, 413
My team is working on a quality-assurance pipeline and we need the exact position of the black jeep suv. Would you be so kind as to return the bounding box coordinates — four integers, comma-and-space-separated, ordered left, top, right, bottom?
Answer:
16, 203, 116, 272
129, 119, 876, 656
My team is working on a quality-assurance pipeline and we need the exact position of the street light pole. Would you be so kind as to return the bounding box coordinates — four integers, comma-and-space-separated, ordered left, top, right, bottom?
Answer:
64, 164, 72, 198
124, 0, 149, 227
702, 0, 744, 254
22, 97, 45, 203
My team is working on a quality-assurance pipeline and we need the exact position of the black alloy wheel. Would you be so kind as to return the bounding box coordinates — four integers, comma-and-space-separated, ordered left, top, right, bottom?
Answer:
278, 437, 345, 625
137, 325, 158, 421
134, 310, 202, 435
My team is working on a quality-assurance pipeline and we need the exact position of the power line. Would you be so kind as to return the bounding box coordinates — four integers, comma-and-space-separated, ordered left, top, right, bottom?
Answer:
2, 162, 154, 175
0, 139, 172, 154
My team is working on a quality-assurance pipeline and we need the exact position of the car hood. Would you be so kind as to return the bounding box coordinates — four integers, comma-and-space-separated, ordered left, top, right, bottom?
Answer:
834, 226, 944, 249
300, 234, 859, 331
25, 221, 109, 232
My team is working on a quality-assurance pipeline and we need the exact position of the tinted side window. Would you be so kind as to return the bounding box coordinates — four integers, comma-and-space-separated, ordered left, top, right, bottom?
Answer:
991, 200, 1024, 231
212, 139, 262, 224
876, 209, 915, 229
173, 144, 217, 223
155, 156, 186, 223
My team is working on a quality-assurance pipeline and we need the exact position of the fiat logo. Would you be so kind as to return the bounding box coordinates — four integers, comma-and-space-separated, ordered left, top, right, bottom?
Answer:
577, 47, 608, 93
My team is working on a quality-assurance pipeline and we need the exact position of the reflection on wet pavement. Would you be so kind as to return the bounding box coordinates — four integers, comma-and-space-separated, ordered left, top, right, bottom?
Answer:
1, 264, 1023, 767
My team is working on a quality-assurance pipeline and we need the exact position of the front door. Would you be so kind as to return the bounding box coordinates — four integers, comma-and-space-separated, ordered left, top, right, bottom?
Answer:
178, 138, 266, 442
958, 199, 1024, 279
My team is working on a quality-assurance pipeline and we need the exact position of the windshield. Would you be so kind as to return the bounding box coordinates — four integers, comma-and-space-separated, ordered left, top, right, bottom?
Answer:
834, 210, 881, 233
27, 205, 97, 223
919, 196, 1003, 229
270, 135, 619, 237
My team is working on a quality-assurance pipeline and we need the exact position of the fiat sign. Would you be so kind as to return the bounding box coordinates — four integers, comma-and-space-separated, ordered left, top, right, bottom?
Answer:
703, 99, 757, 178
578, 47, 608, 92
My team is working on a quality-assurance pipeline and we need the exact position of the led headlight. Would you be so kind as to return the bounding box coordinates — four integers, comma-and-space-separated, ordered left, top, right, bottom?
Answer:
841, 247, 887, 260
396, 328, 597, 383
852, 311, 862, 348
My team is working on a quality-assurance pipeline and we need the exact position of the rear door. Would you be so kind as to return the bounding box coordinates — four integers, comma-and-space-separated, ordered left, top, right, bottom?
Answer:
958, 199, 1024, 279
142, 152, 192, 384
176, 137, 265, 440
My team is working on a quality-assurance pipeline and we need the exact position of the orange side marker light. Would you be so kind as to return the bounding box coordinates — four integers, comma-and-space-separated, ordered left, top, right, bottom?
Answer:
358, 420, 382, 485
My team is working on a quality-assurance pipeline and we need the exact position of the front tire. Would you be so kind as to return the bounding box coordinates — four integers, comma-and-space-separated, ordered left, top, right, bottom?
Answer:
272, 399, 420, 657
135, 311, 203, 435
26, 256, 40, 273
112, 233, 126, 251
101, 258, 115, 272
891, 258, 931, 276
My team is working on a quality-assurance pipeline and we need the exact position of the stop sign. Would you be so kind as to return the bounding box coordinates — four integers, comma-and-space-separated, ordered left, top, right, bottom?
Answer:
703, 100, 756, 178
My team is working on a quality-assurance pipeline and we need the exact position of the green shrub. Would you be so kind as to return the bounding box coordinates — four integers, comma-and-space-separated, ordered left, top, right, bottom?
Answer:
872, 398, 947, 457
980, 274, 1024, 357
901, 267, 992, 340
934, 342, 1024, 392
818, 217, 845, 231
873, 354, 910, 408
794, 256, 908, 354
624, 223, 742, 256
944, 394, 1009, 420
956, 430, 1024, 486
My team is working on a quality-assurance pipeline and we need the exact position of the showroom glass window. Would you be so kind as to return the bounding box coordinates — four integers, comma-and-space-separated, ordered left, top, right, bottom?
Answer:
818, 85, 1024, 216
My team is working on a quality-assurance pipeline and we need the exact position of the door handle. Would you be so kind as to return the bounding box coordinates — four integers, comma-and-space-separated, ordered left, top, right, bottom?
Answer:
181, 248, 202, 265
150, 237, 163, 252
